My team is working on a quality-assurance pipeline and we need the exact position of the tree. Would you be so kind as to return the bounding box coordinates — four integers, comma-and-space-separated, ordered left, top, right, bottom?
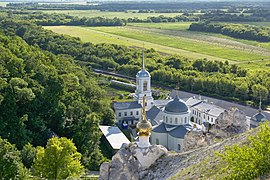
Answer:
21, 143, 36, 168
219, 122, 270, 179
32, 137, 84, 179
101, 108, 116, 125
251, 84, 269, 101
0, 137, 29, 179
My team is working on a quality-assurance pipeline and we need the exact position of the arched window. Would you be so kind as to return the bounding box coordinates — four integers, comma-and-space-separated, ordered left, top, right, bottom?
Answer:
175, 118, 178, 124
178, 144, 181, 151
170, 118, 172, 124
166, 116, 168, 123
143, 81, 147, 91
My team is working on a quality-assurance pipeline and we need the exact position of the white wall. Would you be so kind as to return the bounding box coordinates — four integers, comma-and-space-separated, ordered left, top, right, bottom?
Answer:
168, 134, 184, 152
115, 108, 141, 124
151, 132, 167, 148
151, 132, 184, 152
190, 108, 217, 125
163, 111, 190, 125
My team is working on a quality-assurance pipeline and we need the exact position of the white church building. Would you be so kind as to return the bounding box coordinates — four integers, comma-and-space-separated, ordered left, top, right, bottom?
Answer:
112, 51, 268, 152
151, 96, 193, 152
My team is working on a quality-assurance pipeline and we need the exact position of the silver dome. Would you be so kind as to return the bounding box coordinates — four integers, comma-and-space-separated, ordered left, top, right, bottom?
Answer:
137, 69, 150, 77
165, 96, 189, 113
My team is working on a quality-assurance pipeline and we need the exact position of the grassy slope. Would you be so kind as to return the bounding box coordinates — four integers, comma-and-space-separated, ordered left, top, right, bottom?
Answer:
143, 127, 260, 180
87, 26, 268, 62
129, 22, 270, 52
45, 26, 229, 62
39, 10, 182, 19
128, 23, 270, 71
45, 22, 270, 70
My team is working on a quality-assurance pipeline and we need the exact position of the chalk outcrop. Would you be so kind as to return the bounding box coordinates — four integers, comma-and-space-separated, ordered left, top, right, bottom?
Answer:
214, 107, 250, 138
183, 107, 250, 151
99, 143, 167, 180
183, 131, 214, 151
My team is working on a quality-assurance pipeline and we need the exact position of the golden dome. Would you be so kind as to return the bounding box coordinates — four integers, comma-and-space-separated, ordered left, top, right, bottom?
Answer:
137, 95, 152, 136
137, 118, 152, 136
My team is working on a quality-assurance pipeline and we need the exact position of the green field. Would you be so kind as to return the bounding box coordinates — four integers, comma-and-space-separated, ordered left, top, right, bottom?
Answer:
40, 10, 182, 19
87, 26, 269, 62
128, 22, 192, 30
45, 26, 229, 62
45, 25, 269, 63
129, 22, 270, 51
45, 23, 270, 70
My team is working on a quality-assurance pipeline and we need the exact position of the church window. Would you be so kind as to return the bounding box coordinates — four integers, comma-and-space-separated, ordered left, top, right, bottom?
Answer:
118, 112, 121, 117
203, 114, 205, 119
166, 116, 168, 123
175, 118, 178, 124
136, 111, 139, 115
211, 118, 213, 122
145, 102, 147, 107
170, 118, 172, 124
143, 81, 147, 91
178, 144, 181, 151
124, 112, 127, 116
184, 118, 187, 124
130, 111, 133, 116
156, 139, 159, 145
208, 116, 209, 120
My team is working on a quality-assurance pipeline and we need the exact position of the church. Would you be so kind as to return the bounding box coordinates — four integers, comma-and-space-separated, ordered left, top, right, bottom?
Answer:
113, 51, 169, 126
112, 51, 269, 152
113, 51, 195, 152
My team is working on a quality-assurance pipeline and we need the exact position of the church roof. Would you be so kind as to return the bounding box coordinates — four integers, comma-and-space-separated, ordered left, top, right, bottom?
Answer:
154, 99, 171, 108
169, 125, 192, 138
164, 96, 189, 114
136, 69, 150, 78
252, 112, 267, 122
171, 90, 270, 120
146, 106, 163, 126
208, 107, 225, 117
152, 122, 192, 138
113, 101, 142, 110
185, 97, 202, 107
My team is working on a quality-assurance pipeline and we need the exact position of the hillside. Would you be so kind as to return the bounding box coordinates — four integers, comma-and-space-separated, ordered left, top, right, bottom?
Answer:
143, 124, 270, 179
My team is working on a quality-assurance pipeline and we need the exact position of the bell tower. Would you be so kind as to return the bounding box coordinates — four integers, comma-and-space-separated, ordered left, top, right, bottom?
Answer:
134, 51, 154, 110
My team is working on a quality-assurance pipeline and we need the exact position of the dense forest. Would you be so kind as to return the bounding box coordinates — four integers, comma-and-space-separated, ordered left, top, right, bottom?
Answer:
189, 22, 270, 42
0, 18, 117, 176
